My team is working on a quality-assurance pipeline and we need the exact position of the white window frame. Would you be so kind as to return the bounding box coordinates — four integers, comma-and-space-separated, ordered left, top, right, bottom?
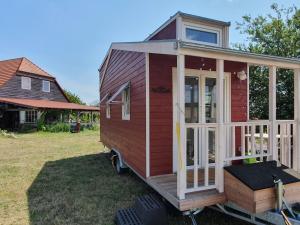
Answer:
21, 76, 31, 90
183, 22, 222, 47
42, 80, 50, 92
106, 104, 111, 119
25, 110, 38, 124
122, 87, 130, 120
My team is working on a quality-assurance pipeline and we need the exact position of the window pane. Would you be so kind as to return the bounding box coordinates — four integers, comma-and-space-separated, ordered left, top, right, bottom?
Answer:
42, 80, 50, 92
186, 28, 218, 44
21, 77, 31, 90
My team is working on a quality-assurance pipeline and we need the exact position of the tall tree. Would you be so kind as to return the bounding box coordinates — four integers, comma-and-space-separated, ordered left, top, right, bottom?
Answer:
235, 3, 300, 119
64, 89, 86, 105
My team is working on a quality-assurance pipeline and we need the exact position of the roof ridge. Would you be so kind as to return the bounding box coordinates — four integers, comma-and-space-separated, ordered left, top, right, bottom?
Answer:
19, 57, 53, 77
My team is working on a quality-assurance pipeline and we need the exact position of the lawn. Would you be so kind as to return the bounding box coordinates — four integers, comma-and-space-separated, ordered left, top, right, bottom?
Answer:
0, 130, 248, 225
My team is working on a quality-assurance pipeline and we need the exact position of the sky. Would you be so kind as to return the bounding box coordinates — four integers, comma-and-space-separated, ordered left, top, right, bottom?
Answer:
0, 0, 299, 104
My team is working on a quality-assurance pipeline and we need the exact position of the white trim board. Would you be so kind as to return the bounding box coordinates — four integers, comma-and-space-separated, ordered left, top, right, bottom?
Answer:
145, 53, 150, 177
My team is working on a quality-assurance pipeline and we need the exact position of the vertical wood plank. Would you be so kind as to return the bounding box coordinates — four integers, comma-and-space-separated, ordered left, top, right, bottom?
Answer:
205, 127, 209, 186
260, 125, 264, 161
241, 125, 245, 156
269, 65, 277, 161
232, 126, 236, 158
216, 59, 225, 192
176, 54, 186, 199
194, 128, 198, 188
294, 68, 300, 171
251, 125, 255, 155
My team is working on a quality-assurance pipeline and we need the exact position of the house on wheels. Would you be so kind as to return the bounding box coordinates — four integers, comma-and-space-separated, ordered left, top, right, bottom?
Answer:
0, 57, 98, 131
99, 12, 300, 223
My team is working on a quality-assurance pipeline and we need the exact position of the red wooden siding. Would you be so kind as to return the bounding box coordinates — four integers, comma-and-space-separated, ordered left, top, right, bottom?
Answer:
100, 50, 146, 177
149, 54, 248, 176
149, 54, 176, 176
149, 20, 176, 40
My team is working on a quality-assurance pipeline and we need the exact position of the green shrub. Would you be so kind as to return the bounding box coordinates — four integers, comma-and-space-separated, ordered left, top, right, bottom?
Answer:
44, 123, 70, 133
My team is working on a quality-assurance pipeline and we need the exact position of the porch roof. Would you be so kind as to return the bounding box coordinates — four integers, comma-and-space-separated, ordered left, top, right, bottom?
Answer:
107, 40, 300, 68
0, 97, 99, 111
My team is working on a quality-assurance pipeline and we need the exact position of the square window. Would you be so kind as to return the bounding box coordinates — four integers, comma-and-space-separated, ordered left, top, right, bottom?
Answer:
122, 87, 130, 120
21, 77, 31, 90
42, 80, 50, 92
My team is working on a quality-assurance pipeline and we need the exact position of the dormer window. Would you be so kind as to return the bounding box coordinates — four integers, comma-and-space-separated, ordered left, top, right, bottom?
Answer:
42, 80, 50, 92
184, 24, 221, 47
21, 76, 31, 90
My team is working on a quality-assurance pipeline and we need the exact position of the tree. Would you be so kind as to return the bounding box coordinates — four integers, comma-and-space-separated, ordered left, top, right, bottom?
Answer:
235, 3, 300, 119
64, 89, 86, 105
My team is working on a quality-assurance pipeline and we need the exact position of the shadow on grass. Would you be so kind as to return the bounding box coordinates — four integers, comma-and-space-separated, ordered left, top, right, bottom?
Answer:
27, 153, 152, 225
27, 152, 249, 225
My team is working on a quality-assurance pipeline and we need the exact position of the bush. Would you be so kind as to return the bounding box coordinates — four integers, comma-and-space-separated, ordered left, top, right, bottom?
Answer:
44, 123, 70, 133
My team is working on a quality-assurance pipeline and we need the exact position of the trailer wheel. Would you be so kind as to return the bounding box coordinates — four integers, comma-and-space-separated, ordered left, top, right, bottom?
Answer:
115, 157, 127, 174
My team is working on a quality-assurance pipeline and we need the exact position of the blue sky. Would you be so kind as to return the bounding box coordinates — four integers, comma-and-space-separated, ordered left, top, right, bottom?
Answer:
0, 0, 299, 104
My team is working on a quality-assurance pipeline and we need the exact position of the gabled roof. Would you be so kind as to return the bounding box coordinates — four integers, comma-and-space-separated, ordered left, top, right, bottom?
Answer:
0, 57, 53, 87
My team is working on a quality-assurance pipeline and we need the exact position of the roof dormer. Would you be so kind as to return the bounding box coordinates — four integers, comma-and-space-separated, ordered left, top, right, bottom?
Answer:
146, 11, 230, 48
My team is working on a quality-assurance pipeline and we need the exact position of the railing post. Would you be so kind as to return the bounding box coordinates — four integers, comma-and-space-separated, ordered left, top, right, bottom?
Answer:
294, 68, 300, 171
269, 66, 277, 162
216, 59, 225, 193
176, 54, 186, 199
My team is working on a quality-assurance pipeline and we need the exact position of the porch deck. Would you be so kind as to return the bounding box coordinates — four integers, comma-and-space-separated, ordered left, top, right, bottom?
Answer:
147, 173, 226, 211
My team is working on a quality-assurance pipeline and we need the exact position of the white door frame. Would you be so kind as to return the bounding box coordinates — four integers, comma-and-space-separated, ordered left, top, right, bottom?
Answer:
172, 68, 231, 173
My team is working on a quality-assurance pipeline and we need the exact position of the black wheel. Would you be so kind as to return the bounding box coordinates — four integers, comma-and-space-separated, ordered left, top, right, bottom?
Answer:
115, 157, 127, 174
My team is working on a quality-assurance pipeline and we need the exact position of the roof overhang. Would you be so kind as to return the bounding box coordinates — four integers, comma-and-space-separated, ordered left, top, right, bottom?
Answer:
178, 41, 300, 69
99, 40, 300, 91
0, 97, 99, 111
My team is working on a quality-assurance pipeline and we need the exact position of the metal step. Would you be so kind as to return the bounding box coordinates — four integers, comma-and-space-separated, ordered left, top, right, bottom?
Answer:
115, 208, 143, 225
134, 194, 168, 225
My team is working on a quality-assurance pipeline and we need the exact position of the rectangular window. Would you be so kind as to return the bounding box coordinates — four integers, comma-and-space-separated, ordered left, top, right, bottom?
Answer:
21, 77, 31, 90
122, 87, 130, 120
42, 80, 50, 92
25, 111, 37, 123
186, 27, 218, 45
106, 104, 111, 119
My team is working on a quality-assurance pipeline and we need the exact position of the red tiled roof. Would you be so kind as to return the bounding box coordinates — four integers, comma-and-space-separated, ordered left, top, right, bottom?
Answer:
18, 57, 53, 78
0, 57, 53, 87
0, 97, 99, 111
0, 58, 23, 86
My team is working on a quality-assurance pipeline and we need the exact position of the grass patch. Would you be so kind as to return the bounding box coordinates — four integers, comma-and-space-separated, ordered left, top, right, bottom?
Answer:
0, 131, 248, 225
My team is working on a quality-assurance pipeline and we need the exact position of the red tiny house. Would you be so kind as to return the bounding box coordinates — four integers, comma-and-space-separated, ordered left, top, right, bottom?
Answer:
99, 12, 300, 213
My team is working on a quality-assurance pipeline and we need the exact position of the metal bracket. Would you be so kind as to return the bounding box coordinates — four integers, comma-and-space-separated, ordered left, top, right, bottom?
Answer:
183, 208, 203, 225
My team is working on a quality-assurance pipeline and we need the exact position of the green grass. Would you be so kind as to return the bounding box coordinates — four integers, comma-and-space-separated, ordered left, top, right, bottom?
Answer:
0, 131, 248, 225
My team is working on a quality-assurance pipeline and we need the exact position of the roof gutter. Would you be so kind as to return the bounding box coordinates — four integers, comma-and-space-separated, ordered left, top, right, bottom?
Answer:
179, 41, 300, 66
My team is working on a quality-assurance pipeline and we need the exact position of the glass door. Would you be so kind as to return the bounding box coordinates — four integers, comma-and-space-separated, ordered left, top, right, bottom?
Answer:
185, 76, 199, 167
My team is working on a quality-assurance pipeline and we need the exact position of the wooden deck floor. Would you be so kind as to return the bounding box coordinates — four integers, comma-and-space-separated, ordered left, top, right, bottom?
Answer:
147, 174, 226, 211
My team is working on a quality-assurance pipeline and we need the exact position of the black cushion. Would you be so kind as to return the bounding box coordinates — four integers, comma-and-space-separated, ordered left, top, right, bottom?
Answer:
224, 161, 300, 190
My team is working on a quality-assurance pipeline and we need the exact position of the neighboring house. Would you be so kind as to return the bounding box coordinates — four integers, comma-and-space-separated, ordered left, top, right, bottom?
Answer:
99, 11, 300, 216
0, 57, 98, 130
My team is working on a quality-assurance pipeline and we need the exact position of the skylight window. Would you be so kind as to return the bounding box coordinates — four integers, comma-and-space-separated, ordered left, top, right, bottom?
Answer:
185, 25, 220, 46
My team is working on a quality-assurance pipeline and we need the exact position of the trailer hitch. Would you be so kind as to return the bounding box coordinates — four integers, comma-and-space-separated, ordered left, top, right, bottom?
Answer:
183, 208, 203, 225
273, 174, 296, 224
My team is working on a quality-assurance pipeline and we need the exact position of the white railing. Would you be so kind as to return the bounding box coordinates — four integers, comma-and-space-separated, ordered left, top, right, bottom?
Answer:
183, 120, 296, 196
185, 123, 218, 193
276, 120, 296, 168
224, 121, 271, 162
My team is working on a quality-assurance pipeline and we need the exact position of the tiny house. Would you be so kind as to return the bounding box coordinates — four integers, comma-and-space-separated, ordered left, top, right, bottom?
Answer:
99, 11, 300, 219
